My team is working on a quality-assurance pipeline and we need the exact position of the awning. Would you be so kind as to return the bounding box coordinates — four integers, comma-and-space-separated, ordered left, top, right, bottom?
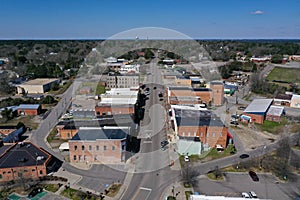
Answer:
227, 132, 233, 139
59, 142, 69, 150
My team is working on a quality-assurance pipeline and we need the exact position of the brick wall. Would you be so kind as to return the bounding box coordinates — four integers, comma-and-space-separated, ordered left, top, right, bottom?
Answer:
69, 139, 126, 164
59, 129, 79, 140
211, 84, 224, 106
244, 113, 265, 124
95, 106, 134, 116
0, 165, 47, 183
266, 115, 281, 123
177, 125, 228, 148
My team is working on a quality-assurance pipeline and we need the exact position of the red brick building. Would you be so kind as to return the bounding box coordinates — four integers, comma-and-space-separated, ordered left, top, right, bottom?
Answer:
173, 108, 228, 148
243, 99, 273, 124
69, 127, 129, 164
0, 142, 55, 183
167, 87, 213, 105
209, 81, 224, 106
266, 105, 285, 122
95, 104, 134, 117
17, 104, 41, 116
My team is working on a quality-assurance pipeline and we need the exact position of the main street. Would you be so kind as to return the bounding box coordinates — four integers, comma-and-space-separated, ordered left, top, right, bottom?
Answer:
121, 58, 182, 200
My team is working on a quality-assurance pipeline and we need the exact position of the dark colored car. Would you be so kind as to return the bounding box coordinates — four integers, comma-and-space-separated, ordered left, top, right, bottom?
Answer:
238, 106, 246, 110
239, 154, 249, 159
158, 93, 163, 97
28, 187, 43, 198
230, 121, 239, 125
146, 87, 150, 91
161, 140, 169, 147
249, 171, 259, 181
153, 86, 157, 89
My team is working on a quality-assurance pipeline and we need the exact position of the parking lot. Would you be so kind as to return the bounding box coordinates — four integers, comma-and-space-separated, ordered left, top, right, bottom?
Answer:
194, 172, 298, 200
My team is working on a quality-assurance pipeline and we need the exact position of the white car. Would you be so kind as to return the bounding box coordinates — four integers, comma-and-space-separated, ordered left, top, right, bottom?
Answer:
242, 192, 250, 198
249, 191, 258, 198
184, 155, 190, 162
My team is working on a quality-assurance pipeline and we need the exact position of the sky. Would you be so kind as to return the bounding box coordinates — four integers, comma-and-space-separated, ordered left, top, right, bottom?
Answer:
0, 0, 299, 39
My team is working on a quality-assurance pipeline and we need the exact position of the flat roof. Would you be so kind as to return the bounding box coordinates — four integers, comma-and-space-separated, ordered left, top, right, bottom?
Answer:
168, 86, 192, 91
71, 127, 129, 141
244, 99, 273, 113
20, 78, 58, 85
291, 94, 300, 101
99, 98, 137, 105
0, 142, 50, 168
18, 104, 40, 110
173, 108, 224, 127
267, 105, 285, 116
58, 115, 134, 129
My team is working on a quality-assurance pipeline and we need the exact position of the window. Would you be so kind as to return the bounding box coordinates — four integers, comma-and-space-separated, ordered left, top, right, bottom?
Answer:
3, 172, 6, 174
220, 132, 223, 137
96, 145, 99, 151
188, 132, 191, 137
94, 156, 98, 161
112, 146, 115, 151
39, 170, 43, 175
207, 132, 209, 137
79, 155, 82, 161
82, 145, 85, 150
74, 155, 77, 160
89, 145, 92, 151
182, 132, 185, 136
84, 155, 87, 161
0, 174, 2, 179
213, 133, 215, 137
74, 145, 77, 150
194, 132, 196, 137
104, 145, 107, 150
24, 170, 28, 172
31, 169, 35, 172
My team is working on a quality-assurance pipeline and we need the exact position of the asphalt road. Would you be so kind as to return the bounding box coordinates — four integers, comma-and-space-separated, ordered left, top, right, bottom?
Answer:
121, 59, 182, 200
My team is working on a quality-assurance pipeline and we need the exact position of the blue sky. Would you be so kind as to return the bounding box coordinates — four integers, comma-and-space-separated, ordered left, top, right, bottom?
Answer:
0, 0, 299, 39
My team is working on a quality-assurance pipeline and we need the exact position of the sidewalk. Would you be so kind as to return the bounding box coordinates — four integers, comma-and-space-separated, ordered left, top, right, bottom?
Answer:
161, 181, 194, 200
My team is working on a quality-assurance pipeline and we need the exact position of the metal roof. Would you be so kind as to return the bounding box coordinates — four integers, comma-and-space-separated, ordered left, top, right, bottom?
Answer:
266, 105, 285, 116
244, 99, 273, 113
18, 104, 40, 110
292, 94, 300, 101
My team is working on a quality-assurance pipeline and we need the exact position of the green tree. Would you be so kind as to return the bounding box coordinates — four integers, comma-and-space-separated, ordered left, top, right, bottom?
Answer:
271, 54, 283, 64
50, 82, 59, 91
1, 108, 13, 122
41, 95, 56, 104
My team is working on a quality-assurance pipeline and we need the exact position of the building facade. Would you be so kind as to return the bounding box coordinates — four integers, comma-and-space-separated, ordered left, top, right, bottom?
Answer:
0, 142, 54, 183
69, 127, 129, 164
17, 78, 59, 94
17, 104, 41, 116
106, 74, 140, 89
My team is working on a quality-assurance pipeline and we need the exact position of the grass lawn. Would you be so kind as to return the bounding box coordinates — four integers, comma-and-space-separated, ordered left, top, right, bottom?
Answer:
0, 115, 38, 130
61, 188, 99, 200
207, 172, 224, 181
266, 67, 300, 83
95, 83, 106, 95
203, 145, 236, 161
185, 191, 193, 200
255, 119, 287, 134
47, 128, 58, 143
106, 183, 122, 197
43, 184, 61, 193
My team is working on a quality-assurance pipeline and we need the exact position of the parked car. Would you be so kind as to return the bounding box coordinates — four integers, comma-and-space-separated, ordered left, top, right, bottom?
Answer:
161, 140, 169, 147
249, 191, 258, 198
238, 106, 246, 110
28, 187, 43, 198
230, 121, 239, 125
242, 192, 250, 198
153, 86, 157, 89
161, 145, 168, 151
184, 155, 190, 162
249, 171, 259, 181
239, 154, 249, 159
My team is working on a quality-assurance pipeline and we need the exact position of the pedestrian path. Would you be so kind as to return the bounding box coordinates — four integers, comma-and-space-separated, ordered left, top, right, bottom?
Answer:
161, 181, 194, 200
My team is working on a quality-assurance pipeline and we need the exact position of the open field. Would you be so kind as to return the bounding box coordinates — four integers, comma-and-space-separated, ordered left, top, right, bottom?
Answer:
266, 67, 300, 83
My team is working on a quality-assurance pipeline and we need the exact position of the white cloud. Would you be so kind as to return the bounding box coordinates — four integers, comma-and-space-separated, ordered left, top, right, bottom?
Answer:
251, 10, 264, 15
